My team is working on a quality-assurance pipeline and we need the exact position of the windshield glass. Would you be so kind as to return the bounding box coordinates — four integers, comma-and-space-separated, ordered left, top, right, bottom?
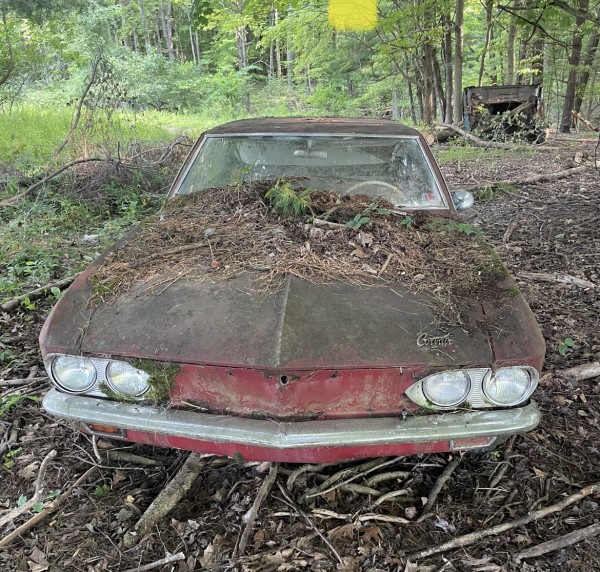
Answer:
175, 135, 446, 209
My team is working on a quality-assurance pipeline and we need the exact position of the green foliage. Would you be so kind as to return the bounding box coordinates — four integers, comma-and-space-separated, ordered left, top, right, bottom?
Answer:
0, 394, 40, 416
399, 216, 414, 229
94, 484, 111, 498
558, 337, 575, 356
3, 447, 22, 469
345, 214, 370, 230
265, 181, 312, 217
428, 219, 483, 237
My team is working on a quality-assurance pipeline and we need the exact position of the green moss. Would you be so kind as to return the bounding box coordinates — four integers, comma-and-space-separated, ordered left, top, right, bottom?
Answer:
507, 285, 520, 298
99, 359, 179, 405
129, 358, 180, 404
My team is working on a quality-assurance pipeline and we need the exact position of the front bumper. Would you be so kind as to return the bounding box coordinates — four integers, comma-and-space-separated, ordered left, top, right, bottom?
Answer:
43, 389, 540, 463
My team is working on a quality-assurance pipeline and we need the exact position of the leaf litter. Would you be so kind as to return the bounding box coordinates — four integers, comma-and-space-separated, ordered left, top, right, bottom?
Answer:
90, 178, 510, 325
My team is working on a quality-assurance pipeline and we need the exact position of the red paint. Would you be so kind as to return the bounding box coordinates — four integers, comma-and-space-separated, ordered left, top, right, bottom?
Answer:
123, 429, 494, 462
171, 365, 422, 419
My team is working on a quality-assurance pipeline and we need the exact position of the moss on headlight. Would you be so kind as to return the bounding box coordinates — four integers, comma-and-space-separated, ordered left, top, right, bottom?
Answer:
129, 358, 180, 405
99, 359, 180, 405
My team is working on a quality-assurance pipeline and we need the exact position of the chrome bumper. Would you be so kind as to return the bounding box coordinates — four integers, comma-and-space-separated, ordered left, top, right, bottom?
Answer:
42, 389, 540, 450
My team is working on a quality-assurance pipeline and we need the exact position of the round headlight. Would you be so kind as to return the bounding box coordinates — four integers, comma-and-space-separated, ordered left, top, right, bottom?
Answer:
483, 368, 532, 406
106, 361, 150, 397
422, 371, 471, 408
52, 356, 97, 394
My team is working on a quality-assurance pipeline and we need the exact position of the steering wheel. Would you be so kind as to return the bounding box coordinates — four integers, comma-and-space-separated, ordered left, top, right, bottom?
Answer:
345, 180, 407, 203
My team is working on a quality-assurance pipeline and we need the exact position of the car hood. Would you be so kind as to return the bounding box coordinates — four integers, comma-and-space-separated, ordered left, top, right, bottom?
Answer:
39, 261, 546, 370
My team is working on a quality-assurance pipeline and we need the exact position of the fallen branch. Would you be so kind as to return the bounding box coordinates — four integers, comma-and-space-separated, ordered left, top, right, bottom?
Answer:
236, 463, 279, 557
434, 123, 517, 150
0, 377, 48, 387
558, 362, 600, 383
514, 522, 600, 562
518, 271, 596, 290
0, 159, 104, 208
120, 552, 186, 572
123, 452, 206, 548
0, 466, 97, 548
305, 457, 400, 499
417, 455, 461, 521
571, 110, 600, 132
277, 483, 343, 566
407, 482, 600, 561
463, 163, 593, 194
102, 451, 160, 466
1, 273, 80, 312
0, 449, 57, 529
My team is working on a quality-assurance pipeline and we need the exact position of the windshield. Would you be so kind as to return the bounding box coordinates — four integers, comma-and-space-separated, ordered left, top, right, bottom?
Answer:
175, 135, 446, 209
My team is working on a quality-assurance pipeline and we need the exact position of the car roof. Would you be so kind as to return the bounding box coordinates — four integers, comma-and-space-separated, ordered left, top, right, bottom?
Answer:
203, 117, 421, 137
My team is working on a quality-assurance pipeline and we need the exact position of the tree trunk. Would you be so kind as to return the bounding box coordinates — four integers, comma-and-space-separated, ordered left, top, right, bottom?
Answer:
165, 0, 175, 63
506, 21, 516, 83
574, 21, 600, 113
405, 56, 418, 124
138, 0, 151, 53
560, 0, 589, 133
286, 5, 294, 87
274, 7, 282, 78
432, 48, 445, 120
0, 2, 14, 87
442, 15, 453, 123
453, 0, 464, 124
531, 36, 544, 83
516, 39, 526, 83
478, 0, 494, 86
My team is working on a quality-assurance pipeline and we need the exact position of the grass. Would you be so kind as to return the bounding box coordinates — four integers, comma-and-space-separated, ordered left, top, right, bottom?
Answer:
434, 142, 536, 165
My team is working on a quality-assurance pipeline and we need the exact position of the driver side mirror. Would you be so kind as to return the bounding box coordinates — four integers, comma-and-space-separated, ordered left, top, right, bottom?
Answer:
452, 190, 474, 212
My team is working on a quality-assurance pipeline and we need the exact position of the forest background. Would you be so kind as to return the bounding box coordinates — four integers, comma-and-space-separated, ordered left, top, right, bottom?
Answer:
1, 0, 600, 153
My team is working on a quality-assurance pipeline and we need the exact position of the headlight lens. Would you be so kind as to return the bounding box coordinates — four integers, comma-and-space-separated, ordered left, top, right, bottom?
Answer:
52, 356, 97, 393
422, 371, 471, 408
483, 368, 533, 406
106, 361, 150, 397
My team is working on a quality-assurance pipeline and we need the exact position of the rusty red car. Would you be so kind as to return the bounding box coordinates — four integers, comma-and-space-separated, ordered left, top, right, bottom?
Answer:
40, 118, 545, 463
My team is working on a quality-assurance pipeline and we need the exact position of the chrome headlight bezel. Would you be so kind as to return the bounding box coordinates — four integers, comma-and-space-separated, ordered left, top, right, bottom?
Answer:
482, 367, 536, 407
105, 361, 150, 397
51, 355, 97, 394
44, 353, 152, 400
407, 366, 538, 410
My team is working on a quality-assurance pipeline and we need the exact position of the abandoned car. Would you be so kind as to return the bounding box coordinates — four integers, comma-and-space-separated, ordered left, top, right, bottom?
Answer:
41, 118, 545, 463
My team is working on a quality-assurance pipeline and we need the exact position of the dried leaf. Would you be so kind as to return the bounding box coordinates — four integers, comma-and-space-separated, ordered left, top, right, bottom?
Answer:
327, 522, 356, 540
350, 246, 368, 259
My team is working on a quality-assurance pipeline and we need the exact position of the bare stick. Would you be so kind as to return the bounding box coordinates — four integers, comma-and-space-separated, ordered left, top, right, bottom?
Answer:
417, 455, 461, 522
277, 483, 343, 566
571, 110, 600, 132
0, 160, 103, 208
0, 449, 57, 528
0, 466, 97, 548
236, 463, 279, 557
286, 463, 332, 490
407, 483, 600, 561
461, 164, 591, 193
0, 418, 20, 459
357, 514, 410, 524
306, 457, 401, 499
559, 362, 600, 383
514, 522, 600, 562
518, 271, 596, 290
120, 552, 186, 572
503, 221, 519, 243
0, 377, 48, 387
312, 218, 345, 229
54, 52, 103, 157
102, 451, 160, 466
365, 470, 412, 487
123, 452, 205, 548
1, 273, 80, 312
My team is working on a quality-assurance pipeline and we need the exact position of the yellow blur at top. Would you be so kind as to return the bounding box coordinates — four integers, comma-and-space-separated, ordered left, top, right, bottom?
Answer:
328, 0, 378, 31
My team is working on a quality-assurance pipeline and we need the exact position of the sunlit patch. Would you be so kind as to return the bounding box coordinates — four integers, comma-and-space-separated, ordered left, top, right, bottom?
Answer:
328, 0, 378, 31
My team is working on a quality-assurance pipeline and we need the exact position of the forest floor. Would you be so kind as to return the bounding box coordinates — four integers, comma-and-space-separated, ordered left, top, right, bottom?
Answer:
1, 132, 599, 572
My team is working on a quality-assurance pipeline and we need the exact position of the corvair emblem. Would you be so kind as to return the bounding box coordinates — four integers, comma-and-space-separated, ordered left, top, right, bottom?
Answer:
417, 333, 453, 347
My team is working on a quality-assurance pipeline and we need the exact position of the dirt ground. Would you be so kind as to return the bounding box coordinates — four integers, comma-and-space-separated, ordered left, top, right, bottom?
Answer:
1, 133, 599, 572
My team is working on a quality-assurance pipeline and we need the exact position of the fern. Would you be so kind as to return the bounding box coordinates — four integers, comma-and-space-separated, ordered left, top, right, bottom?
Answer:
265, 181, 312, 217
